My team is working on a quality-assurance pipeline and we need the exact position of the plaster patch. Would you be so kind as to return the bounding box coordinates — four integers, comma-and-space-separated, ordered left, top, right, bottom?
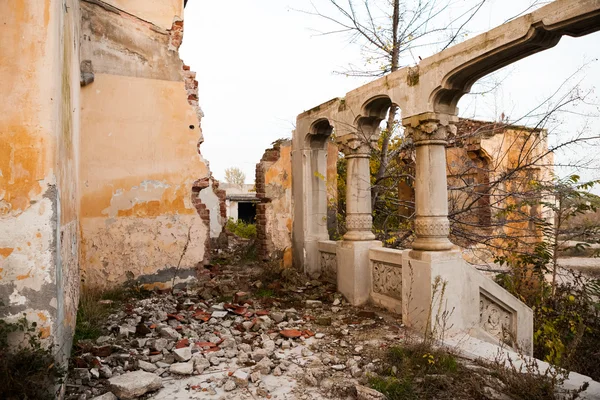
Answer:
102, 180, 172, 218
0, 196, 55, 292
9, 288, 27, 305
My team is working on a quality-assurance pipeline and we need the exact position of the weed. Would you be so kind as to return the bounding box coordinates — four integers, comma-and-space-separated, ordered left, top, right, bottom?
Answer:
0, 303, 65, 400
226, 218, 257, 239
73, 283, 150, 346
368, 375, 416, 399
72, 289, 115, 343
255, 288, 274, 298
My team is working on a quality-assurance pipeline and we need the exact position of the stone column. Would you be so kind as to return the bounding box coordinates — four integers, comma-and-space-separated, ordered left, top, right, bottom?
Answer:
404, 113, 456, 251
343, 140, 376, 241
336, 135, 381, 306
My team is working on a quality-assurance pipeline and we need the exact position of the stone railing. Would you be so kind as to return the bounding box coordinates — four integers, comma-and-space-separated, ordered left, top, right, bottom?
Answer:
318, 240, 337, 284
369, 248, 403, 314
401, 250, 533, 354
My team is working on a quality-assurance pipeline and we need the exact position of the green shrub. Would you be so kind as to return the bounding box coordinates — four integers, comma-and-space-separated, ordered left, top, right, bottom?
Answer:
496, 250, 600, 381
0, 308, 65, 400
226, 218, 257, 239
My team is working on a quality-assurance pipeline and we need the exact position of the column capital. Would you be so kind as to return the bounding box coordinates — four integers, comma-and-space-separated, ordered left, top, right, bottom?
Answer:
402, 112, 458, 145
336, 134, 373, 158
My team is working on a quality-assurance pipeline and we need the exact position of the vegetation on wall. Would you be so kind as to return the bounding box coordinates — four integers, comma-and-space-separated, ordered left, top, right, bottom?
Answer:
0, 303, 65, 400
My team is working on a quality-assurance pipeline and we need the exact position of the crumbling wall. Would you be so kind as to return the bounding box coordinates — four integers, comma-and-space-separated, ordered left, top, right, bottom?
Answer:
0, 0, 81, 361
446, 119, 553, 260
256, 140, 337, 266
78, 0, 211, 289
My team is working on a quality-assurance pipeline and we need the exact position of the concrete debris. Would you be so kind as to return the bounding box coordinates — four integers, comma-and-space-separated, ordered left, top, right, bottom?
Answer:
108, 370, 162, 399
63, 259, 460, 399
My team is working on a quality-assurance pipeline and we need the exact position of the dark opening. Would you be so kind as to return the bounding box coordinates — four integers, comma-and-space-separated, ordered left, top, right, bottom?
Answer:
238, 202, 256, 223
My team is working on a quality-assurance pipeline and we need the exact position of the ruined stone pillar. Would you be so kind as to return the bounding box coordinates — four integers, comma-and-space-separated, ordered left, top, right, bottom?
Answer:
404, 113, 457, 251
336, 135, 381, 306
343, 140, 376, 241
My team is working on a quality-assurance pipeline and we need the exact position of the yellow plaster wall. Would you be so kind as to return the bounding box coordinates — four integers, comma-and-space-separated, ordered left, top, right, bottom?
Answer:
79, 73, 209, 288
0, 0, 80, 354
103, 0, 183, 29
446, 127, 551, 259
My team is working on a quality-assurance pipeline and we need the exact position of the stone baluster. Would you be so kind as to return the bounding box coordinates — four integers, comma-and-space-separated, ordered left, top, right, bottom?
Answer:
340, 137, 376, 241
403, 113, 456, 251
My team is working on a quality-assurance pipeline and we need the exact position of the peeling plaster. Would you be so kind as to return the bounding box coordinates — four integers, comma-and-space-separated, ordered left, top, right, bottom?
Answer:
103, 180, 172, 218
9, 288, 27, 305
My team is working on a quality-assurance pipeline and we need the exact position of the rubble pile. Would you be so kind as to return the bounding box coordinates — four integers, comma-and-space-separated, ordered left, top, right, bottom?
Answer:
66, 263, 400, 400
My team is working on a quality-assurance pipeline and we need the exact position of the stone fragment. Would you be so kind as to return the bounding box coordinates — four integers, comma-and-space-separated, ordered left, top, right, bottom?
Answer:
148, 354, 164, 363
91, 393, 118, 400
169, 362, 194, 375
250, 371, 262, 383
252, 348, 268, 362
92, 345, 113, 357
108, 371, 162, 400
158, 326, 180, 340
73, 368, 91, 382
254, 357, 273, 374
119, 325, 136, 338
223, 379, 236, 392
273, 366, 282, 376
233, 369, 249, 387
332, 298, 341, 306
173, 347, 192, 361
212, 310, 228, 318
193, 356, 211, 373
96, 336, 113, 345
138, 360, 157, 373
315, 333, 325, 339
271, 312, 285, 323
356, 385, 388, 400
305, 300, 322, 308
149, 338, 168, 352
99, 365, 113, 379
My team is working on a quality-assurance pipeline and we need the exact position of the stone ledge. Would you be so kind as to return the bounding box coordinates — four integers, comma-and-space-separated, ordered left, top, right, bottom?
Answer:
369, 247, 403, 266
317, 240, 337, 254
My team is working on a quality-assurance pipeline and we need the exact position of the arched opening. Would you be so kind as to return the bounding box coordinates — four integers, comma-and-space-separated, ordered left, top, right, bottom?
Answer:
306, 119, 336, 242
350, 96, 413, 247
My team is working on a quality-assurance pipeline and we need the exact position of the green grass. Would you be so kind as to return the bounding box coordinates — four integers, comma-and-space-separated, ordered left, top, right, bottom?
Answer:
255, 288, 275, 298
368, 375, 417, 400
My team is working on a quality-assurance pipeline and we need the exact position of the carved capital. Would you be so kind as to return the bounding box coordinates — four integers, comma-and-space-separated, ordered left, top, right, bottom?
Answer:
403, 112, 458, 146
336, 134, 375, 157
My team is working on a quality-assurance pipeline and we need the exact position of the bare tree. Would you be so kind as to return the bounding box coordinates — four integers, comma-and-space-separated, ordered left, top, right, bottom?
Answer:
224, 167, 246, 186
300, 0, 490, 209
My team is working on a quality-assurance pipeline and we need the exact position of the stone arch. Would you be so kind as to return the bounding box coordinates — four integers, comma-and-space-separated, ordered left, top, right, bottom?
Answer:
430, 3, 600, 115
293, 117, 337, 276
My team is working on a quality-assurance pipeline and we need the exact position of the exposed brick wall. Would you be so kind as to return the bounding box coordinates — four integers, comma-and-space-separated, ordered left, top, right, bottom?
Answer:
255, 147, 278, 260
191, 178, 211, 262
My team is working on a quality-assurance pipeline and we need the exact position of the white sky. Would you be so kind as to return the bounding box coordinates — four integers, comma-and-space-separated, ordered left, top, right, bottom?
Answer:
180, 1, 600, 185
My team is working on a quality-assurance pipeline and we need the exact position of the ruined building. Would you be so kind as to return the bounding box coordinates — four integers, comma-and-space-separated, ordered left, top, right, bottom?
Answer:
0, 0, 212, 360
256, 118, 553, 269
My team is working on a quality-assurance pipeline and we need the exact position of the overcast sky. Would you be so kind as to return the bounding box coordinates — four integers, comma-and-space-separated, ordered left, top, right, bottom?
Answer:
180, 1, 600, 185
